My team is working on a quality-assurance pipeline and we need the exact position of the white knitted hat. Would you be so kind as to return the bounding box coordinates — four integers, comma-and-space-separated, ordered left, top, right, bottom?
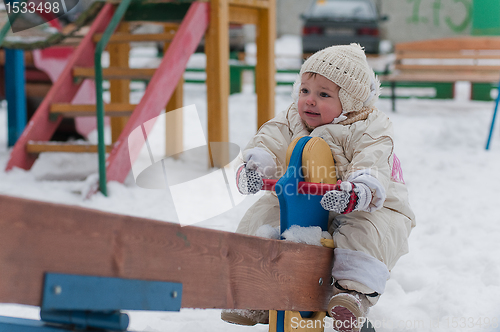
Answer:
298, 43, 380, 113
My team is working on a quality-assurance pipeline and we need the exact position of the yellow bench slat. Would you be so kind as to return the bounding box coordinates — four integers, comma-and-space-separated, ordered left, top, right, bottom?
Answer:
396, 51, 500, 60
381, 72, 500, 83
395, 64, 500, 72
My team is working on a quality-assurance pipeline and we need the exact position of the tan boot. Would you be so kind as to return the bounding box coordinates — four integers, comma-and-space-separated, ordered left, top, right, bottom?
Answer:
221, 309, 269, 326
327, 292, 371, 332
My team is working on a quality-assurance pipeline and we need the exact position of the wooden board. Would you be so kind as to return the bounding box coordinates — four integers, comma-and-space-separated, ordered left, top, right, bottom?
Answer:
255, 0, 275, 128
93, 32, 175, 43
395, 64, 500, 72
73, 67, 157, 80
165, 77, 184, 157
380, 72, 500, 83
50, 103, 137, 117
0, 194, 334, 311
396, 51, 500, 60
109, 22, 131, 144
383, 37, 500, 86
206, 0, 230, 162
228, 0, 269, 9
25, 83, 52, 98
395, 36, 500, 51
26, 142, 113, 153
229, 5, 258, 24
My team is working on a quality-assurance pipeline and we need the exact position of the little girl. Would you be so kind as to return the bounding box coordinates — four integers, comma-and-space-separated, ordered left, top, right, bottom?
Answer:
222, 44, 415, 332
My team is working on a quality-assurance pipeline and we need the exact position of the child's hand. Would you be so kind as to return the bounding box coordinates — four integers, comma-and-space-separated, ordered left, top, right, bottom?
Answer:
236, 164, 264, 195
320, 181, 371, 214
243, 147, 276, 178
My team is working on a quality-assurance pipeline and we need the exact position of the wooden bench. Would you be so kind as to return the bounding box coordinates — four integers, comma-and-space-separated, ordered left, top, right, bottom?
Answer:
380, 36, 500, 111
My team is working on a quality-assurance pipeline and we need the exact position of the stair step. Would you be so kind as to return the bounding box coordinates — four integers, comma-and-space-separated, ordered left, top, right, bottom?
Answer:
26, 141, 113, 154
229, 0, 270, 8
50, 103, 136, 117
59, 37, 85, 47
73, 67, 156, 80
93, 32, 175, 44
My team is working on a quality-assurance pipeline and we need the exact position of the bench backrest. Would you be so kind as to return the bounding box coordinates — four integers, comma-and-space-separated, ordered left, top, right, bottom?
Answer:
394, 37, 500, 76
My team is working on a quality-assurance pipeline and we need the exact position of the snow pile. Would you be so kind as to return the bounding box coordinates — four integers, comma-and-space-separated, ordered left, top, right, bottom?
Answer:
281, 225, 332, 246
255, 224, 280, 239
255, 224, 333, 245
31, 152, 98, 181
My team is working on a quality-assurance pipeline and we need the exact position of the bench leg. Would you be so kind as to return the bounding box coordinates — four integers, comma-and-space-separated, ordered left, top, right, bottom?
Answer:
485, 84, 500, 150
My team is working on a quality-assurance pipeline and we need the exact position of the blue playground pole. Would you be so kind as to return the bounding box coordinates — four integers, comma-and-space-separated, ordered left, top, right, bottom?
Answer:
485, 80, 500, 150
5, 48, 27, 147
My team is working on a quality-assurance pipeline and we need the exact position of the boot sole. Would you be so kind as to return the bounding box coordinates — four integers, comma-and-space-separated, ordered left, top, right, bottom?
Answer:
221, 311, 258, 326
328, 295, 364, 332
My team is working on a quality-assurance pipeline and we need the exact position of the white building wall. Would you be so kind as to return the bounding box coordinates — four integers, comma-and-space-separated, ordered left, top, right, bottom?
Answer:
378, 0, 472, 43
276, 0, 473, 43
276, 0, 314, 37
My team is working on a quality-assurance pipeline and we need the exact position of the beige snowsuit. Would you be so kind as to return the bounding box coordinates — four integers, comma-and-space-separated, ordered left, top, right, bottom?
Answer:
236, 104, 415, 297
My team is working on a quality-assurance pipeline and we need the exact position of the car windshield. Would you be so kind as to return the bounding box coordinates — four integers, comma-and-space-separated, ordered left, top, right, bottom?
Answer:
308, 0, 377, 20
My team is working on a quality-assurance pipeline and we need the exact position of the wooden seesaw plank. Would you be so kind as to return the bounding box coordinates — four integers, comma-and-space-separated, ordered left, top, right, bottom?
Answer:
0, 195, 334, 311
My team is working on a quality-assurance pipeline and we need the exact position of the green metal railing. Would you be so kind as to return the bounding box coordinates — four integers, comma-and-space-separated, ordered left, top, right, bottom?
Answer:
0, 21, 12, 47
94, 0, 137, 196
0, 11, 19, 46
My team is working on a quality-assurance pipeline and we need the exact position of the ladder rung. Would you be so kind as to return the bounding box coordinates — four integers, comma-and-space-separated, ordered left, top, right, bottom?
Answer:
228, 0, 269, 8
73, 67, 156, 80
50, 103, 136, 117
59, 37, 85, 47
93, 32, 175, 44
26, 141, 113, 154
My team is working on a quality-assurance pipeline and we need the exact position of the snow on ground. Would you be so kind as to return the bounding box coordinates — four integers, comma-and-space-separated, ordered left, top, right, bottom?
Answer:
1, 36, 500, 331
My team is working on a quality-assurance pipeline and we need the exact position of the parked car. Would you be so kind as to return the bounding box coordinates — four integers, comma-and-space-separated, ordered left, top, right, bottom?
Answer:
301, 0, 387, 54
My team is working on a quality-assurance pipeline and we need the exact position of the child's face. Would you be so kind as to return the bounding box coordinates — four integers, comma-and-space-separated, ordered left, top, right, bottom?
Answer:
297, 73, 343, 129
